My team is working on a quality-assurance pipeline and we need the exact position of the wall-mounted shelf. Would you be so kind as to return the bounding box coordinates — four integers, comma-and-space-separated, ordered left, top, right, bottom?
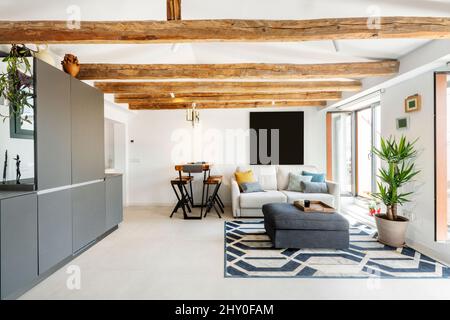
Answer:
0, 179, 35, 191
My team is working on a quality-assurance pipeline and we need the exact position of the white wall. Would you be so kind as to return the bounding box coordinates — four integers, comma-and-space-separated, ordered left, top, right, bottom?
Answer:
105, 119, 115, 169
127, 107, 326, 206
104, 101, 135, 205
381, 70, 450, 264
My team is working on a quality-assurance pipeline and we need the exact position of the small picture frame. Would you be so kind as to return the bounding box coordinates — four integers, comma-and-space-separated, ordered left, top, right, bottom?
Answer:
405, 94, 421, 113
396, 117, 409, 130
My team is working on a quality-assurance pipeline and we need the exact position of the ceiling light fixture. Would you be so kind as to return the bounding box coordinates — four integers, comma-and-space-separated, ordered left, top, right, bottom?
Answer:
186, 102, 200, 127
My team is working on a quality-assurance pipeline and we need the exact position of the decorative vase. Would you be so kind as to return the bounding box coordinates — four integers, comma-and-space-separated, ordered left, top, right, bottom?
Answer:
374, 214, 409, 247
61, 54, 80, 77
34, 45, 56, 66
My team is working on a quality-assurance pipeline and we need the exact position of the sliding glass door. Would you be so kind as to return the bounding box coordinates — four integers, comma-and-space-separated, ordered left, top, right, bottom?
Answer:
329, 102, 380, 198
356, 108, 373, 198
356, 104, 380, 198
331, 113, 353, 195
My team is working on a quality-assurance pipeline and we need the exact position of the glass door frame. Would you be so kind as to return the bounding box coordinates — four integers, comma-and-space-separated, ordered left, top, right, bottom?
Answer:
434, 71, 450, 242
329, 101, 381, 198
330, 111, 354, 196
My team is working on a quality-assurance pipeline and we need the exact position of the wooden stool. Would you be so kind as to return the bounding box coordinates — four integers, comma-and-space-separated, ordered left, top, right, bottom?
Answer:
201, 175, 224, 218
170, 176, 193, 218
207, 175, 225, 209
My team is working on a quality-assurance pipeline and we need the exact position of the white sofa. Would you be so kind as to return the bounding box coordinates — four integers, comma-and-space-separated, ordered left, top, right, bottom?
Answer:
231, 165, 340, 217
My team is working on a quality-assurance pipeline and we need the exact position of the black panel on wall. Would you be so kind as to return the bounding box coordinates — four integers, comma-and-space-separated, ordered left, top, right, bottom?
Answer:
250, 111, 304, 165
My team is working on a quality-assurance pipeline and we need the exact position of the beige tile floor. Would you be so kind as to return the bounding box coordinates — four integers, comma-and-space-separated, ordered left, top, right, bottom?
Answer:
20, 206, 450, 300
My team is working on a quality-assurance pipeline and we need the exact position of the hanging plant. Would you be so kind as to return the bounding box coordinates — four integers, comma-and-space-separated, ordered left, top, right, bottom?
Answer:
0, 44, 36, 123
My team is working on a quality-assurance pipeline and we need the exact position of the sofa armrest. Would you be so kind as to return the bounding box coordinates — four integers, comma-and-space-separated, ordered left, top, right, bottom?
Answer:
326, 180, 340, 211
231, 177, 241, 217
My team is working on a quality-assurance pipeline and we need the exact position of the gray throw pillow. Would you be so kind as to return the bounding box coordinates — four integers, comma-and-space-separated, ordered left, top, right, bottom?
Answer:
301, 181, 329, 193
287, 173, 312, 192
240, 182, 265, 193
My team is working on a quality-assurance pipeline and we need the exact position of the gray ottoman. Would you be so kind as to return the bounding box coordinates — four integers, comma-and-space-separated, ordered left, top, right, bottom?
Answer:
262, 203, 349, 249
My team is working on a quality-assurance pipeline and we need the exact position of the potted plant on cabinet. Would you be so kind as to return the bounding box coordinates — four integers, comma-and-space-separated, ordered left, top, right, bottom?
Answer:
372, 135, 420, 247
0, 44, 35, 123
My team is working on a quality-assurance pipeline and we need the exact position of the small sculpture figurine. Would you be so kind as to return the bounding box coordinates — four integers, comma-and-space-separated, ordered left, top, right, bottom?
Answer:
2, 150, 7, 184
13, 154, 21, 184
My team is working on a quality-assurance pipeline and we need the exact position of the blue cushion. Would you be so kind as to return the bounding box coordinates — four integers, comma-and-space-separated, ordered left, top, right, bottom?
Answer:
240, 182, 265, 193
302, 171, 325, 183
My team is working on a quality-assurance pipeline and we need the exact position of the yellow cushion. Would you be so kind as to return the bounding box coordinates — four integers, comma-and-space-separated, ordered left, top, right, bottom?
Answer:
234, 170, 255, 185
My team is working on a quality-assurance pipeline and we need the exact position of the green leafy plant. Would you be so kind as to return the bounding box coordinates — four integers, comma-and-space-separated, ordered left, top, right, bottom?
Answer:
0, 44, 35, 123
372, 135, 420, 221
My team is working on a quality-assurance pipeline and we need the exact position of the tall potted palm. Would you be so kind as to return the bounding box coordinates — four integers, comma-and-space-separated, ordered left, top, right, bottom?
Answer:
372, 135, 420, 247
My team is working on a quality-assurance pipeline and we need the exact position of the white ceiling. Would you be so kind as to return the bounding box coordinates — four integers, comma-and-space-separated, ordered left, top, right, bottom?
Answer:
3, 0, 450, 20
2, 0, 449, 65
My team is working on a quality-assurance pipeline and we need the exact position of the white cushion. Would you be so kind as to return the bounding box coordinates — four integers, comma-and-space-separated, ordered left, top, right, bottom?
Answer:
276, 165, 319, 190
236, 165, 278, 190
281, 191, 335, 208
240, 190, 287, 208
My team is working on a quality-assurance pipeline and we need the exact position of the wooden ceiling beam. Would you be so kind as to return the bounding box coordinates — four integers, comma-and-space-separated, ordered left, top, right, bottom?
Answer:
77, 60, 399, 80
95, 81, 362, 94
114, 91, 342, 104
128, 100, 326, 110
167, 0, 181, 21
1, 17, 449, 43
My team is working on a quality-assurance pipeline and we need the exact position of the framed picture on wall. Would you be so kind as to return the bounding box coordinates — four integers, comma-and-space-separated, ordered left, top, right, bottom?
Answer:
405, 94, 421, 113
250, 111, 304, 165
396, 117, 409, 130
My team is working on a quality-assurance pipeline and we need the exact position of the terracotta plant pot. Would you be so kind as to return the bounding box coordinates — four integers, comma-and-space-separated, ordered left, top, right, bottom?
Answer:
61, 54, 80, 77
374, 214, 409, 247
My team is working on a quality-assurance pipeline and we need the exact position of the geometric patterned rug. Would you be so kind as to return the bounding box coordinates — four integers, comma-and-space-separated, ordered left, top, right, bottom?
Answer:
225, 220, 450, 278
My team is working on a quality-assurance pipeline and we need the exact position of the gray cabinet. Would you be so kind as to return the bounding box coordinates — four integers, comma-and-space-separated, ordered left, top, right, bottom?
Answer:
71, 79, 105, 184
1, 194, 38, 299
105, 175, 123, 230
35, 60, 72, 190
0, 60, 121, 300
38, 190, 72, 274
72, 182, 106, 252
